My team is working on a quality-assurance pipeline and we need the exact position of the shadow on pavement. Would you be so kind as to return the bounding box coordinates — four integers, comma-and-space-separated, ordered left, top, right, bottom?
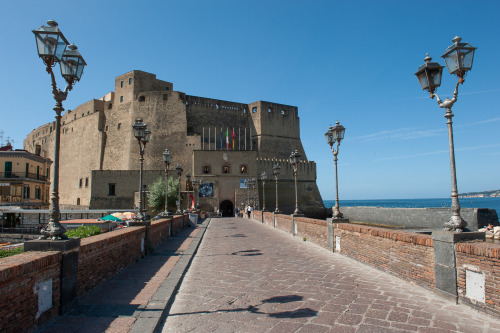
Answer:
168, 294, 317, 319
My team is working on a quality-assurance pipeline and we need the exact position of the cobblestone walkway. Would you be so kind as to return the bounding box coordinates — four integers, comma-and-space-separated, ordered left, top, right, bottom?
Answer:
161, 218, 500, 333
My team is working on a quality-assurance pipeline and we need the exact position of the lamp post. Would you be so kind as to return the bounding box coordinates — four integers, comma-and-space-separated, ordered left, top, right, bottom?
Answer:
186, 172, 191, 211
261, 172, 268, 211
325, 121, 346, 218
273, 164, 281, 213
415, 36, 477, 232
132, 119, 151, 221
175, 164, 183, 214
192, 179, 201, 209
162, 149, 172, 215
33, 21, 86, 240
289, 150, 301, 215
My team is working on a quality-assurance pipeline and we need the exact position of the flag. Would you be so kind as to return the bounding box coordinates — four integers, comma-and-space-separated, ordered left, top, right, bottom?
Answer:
232, 128, 235, 150
220, 129, 223, 150
225, 128, 229, 150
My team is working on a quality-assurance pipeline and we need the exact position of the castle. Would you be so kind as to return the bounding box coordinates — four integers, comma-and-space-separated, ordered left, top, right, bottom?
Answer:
24, 70, 325, 217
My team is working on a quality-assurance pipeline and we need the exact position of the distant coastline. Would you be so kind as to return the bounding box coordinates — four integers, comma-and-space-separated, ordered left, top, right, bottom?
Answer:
458, 189, 500, 198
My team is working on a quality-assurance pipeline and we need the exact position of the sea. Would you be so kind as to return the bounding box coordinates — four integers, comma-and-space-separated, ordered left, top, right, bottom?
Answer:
324, 197, 500, 217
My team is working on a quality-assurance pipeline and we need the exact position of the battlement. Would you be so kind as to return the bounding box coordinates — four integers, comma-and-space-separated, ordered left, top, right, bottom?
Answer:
257, 157, 316, 181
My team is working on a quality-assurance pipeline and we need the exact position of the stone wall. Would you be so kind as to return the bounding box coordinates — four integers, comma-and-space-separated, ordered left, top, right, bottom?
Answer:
341, 206, 499, 231
0, 251, 62, 332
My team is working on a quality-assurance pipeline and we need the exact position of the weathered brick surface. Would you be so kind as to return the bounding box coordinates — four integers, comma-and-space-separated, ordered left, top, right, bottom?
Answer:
294, 217, 328, 249
334, 223, 436, 289
150, 218, 172, 248
77, 226, 145, 298
274, 214, 292, 234
0, 251, 62, 332
456, 241, 500, 317
263, 211, 274, 226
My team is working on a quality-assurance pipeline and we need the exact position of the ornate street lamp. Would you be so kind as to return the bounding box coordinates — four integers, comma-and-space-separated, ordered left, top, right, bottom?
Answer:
162, 149, 172, 215
261, 172, 268, 211
325, 121, 346, 218
175, 164, 183, 214
33, 21, 86, 240
273, 164, 281, 213
186, 172, 191, 211
289, 150, 301, 215
132, 119, 150, 221
415, 36, 477, 232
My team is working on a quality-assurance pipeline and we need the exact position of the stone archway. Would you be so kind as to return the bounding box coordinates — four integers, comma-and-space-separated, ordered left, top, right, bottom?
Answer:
219, 200, 234, 217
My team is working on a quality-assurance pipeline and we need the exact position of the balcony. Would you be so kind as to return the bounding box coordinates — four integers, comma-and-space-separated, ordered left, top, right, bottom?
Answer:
0, 172, 48, 181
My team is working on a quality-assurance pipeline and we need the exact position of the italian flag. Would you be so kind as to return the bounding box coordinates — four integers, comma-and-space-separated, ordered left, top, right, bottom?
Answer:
225, 128, 229, 150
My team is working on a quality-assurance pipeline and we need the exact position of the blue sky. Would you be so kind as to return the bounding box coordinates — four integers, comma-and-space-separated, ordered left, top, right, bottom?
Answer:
1, 0, 499, 200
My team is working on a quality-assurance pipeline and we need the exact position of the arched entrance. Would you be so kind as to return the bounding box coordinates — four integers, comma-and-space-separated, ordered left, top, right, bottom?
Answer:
220, 200, 234, 217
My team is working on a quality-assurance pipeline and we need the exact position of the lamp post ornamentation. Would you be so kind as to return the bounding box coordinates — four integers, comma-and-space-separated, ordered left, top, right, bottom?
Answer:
273, 164, 281, 213
415, 36, 477, 232
261, 172, 268, 211
132, 118, 151, 221
325, 121, 346, 219
175, 164, 183, 214
162, 149, 172, 215
289, 150, 301, 215
33, 20, 86, 240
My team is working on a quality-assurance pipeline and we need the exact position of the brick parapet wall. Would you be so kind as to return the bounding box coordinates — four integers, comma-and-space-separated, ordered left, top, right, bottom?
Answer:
294, 217, 328, 249
275, 214, 292, 234
263, 212, 274, 226
455, 242, 500, 316
0, 251, 62, 332
333, 224, 436, 289
150, 218, 172, 248
77, 226, 145, 298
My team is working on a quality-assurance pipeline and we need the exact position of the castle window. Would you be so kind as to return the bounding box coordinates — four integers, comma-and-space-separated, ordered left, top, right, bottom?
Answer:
87, 111, 90, 115
268, 108, 271, 113
108, 103, 112, 109
252, 107, 257, 113
163, 94, 168, 101
120, 81, 124, 88
85, 177, 89, 188
76, 198, 80, 205
165, 87, 169, 90
243, 108, 247, 114
216, 104, 219, 109
139, 96, 146, 102
82, 113, 84, 117
120, 96, 123, 103
129, 78, 132, 85
202, 165, 211, 174
222, 165, 231, 174
281, 109, 286, 115
105, 125, 108, 131
79, 178, 83, 188
117, 123, 121, 130
108, 183, 116, 196
187, 126, 194, 136
240, 165, 248, 174
74, 114, 76, 120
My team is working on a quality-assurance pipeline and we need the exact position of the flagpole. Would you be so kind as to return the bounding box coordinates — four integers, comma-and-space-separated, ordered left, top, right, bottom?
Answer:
239, 127, 240, 151
208, 127, 211, 150
250, 127, 252, 150
203, 127, 204, 151
245, 128, 247, 151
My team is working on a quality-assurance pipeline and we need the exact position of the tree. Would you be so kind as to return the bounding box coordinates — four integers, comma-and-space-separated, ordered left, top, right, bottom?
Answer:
148, 176, 180, 214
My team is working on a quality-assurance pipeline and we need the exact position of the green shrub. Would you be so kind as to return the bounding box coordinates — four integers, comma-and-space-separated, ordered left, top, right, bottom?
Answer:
0, 246, 24, 258
65, 225, 102, 238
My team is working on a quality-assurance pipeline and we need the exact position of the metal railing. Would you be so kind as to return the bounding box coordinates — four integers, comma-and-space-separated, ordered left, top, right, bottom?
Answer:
0, 172, 48, 181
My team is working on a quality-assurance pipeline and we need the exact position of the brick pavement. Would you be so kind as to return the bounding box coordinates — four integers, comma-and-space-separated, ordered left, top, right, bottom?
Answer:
37, 221, 206, 333
160, 217, 500, 333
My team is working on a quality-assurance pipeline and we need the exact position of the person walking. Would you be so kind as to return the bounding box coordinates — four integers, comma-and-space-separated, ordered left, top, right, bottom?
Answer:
247, 205, 253, 219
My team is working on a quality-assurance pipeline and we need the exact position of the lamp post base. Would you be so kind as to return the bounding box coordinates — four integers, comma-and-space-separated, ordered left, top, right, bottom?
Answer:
444, 215, 467, 232
39, 222, 68, 241
332, 208, 344, 219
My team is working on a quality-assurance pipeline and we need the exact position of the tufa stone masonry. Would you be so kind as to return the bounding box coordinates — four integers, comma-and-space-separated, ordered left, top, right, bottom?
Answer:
24, 70, 325, 217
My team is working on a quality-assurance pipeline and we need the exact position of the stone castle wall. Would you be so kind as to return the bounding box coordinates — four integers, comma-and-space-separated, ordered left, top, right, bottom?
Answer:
23, 70, 324, 214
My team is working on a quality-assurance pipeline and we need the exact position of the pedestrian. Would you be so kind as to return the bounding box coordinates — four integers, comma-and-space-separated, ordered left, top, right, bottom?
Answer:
234, 208, 239, 217
247, 205, 253, 218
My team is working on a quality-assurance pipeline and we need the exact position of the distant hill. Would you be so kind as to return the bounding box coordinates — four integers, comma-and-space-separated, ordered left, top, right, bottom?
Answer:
459, 190, 500, 198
